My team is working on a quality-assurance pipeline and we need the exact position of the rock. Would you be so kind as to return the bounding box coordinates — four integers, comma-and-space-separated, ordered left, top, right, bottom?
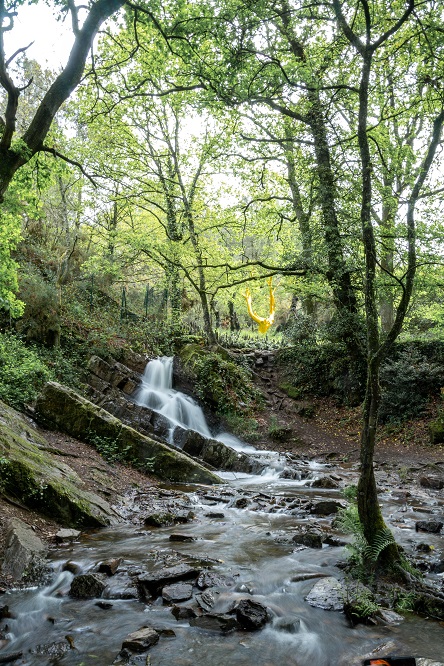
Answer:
62, 561, 82, 575
144, 512, 175, 527
235, 599, 269, 630
35, 382, 221, 485
204, 512, 225, 519
196, 589, 217, 611
234, 497, 249, 509
31, 641, 70, 657
137, 564, 200, 598
189, 614, 238, 632
305, 577, 344, 611
55, 529, 81, 543
182, 430, 264, 474
0, 651, 24, 663
69, 573, 107, 599
98, 558, 122, 576
171, 605, 197, 620
121, 627, 159, 653
415, 520, 443, 533
375, 609, 404, 624
292, 531, 323, 548
311, 476, 340, 489
162, 583, 193, 602
169, 534, 196, 542
0, 400, 120, 527
197, 572, 235, 590
310, 500, 344, 516
429, 416, 444, 445
1, 518, 47, 583
416, 543, 434, 552
420, 475, 444, 490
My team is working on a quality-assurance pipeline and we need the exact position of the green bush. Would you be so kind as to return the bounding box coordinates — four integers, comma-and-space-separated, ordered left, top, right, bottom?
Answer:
0, 333, 52, 408
379, 347, 444, 423
278, 342, 366, 406
181, 345, 261, 415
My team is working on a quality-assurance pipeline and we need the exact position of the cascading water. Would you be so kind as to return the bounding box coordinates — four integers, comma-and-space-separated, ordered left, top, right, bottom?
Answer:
133, 356, 256, 453
2, 357, 444, 665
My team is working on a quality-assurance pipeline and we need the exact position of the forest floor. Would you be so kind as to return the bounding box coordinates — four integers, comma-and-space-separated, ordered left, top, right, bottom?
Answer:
1, 357, 443, 591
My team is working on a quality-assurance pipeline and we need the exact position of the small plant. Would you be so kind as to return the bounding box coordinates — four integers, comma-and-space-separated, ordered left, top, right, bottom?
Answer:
88, 434, 132, 464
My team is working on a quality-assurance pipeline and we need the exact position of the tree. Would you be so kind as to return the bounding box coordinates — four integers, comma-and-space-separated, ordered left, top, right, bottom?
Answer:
0, 0, 125, 312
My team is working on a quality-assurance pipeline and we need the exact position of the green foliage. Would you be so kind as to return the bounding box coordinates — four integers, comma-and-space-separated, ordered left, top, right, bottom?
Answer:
278, 342, 366, 406
181, 345, 261, 415
0, 333, 52, 408
221, 412, 260, 442
88, 434, 132, 464
17, 271, 60, 346
379, 346, 444, 423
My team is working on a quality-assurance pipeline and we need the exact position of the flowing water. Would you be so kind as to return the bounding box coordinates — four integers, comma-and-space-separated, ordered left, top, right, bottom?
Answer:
1, 358, 444, 665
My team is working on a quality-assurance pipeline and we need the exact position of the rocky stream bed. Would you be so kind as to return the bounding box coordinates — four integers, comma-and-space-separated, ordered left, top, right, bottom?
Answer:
1, 353, 444, 665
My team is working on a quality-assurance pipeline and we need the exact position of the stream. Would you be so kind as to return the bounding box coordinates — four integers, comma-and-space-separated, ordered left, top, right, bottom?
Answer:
1, 358, 444, 665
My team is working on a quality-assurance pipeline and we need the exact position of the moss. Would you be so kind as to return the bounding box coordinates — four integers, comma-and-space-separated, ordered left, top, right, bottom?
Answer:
278, 382, 302, 400
429, 416, 444, 445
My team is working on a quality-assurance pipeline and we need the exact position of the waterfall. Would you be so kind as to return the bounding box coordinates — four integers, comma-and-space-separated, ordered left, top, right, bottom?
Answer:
133, 356, 256, 452
133, 356, 212, 439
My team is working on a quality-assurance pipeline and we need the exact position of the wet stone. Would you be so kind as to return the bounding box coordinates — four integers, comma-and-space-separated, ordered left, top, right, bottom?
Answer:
189, 614, 238, 633
98, 557, 122, 576
305, 577, 344, 611
196, 589, 217, 611
144, 512, 175, 527
311, 476, 340, 489
292, 531, 323, 549
171, 605, 197, 620
419, 475, 444, 490
169, 534, 196, 542
162, 583, 193, 602
121, 627, 159, 653
197, 571, 235, 590
137, 564, 200, 598
55, 529, 81, 543
204, 512, 225, 519
62, 561, 82, 575
415, 520, 443, 533
69, 573, 107, 599
235, 599, 269, 631
310, 500, 344, 516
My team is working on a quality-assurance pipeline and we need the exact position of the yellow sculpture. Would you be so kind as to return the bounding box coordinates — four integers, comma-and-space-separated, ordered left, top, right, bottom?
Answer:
243, 277, 276, 334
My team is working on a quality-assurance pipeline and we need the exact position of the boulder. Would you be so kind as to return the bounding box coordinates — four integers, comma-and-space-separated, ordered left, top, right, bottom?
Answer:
137, 564, 201, 598
98, 558, 122, 576
55, 529, 81, 543
310, 500, 345, 516
182, 430, 264, 474
162, 583, 193, 602
305, 577, 344, 611
35, 382, 221, 485
419, 475, 444, 490
171, 605, 197, 620
189, 614, 238, 632
121, 627, 159, 653
292, 531, 323, 548
311, 476, 340, 489
1, 518, 47, 583
415, 520, 443, 533
70, 573, 107, 599
235, 599, 269, 630
0, 400, 121, 527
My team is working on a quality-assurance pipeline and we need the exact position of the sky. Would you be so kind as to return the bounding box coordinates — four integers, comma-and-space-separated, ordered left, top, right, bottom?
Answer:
4, 3, 75, 70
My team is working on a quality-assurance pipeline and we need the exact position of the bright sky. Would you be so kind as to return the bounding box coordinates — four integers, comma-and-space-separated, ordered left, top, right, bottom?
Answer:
4, 3, 74, 70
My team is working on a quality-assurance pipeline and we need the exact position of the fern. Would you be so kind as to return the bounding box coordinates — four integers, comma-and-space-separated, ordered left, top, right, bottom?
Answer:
363, 528, 396, 563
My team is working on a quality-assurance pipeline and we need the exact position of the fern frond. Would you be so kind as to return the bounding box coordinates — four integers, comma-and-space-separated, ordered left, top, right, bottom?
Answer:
363, 528, 396, 563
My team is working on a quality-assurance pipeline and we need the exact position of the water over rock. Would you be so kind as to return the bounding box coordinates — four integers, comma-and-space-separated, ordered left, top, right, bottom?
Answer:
35, 381, 221, 485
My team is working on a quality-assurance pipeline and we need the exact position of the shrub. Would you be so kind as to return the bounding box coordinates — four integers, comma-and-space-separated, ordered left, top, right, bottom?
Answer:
379, 347, 444, 423
277, 342, 366, 406
180, 345, 261, 415
0, 333, 52, 408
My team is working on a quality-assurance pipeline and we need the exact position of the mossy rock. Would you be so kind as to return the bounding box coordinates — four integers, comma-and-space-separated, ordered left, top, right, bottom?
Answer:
0, 400, 119, 527
429, 417, 444, 445
35, 382, 221, 486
